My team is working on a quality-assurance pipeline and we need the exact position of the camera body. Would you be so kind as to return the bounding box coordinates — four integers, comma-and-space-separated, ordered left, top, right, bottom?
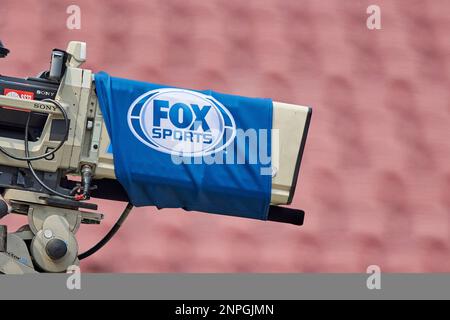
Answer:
0, 42, 311, 273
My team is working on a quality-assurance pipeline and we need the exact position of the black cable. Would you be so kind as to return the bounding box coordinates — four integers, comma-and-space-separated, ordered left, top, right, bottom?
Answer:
18, 98, 133, 260
78, 202, 133, 260
24, 111, 78, 200
0, 99, 70, 161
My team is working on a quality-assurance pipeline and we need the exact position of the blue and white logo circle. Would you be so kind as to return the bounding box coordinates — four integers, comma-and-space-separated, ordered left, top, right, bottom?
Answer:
128, 88, 236, 157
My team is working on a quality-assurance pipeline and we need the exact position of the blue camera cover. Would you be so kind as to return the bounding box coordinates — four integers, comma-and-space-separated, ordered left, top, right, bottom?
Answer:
95, 72, 273, 221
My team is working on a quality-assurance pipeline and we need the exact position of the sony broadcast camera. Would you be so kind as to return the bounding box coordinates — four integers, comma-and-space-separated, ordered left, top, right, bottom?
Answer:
0, 41, 311, 274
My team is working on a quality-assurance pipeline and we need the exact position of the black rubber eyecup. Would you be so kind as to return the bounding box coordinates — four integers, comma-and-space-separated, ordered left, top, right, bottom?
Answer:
0, 42, 10, 58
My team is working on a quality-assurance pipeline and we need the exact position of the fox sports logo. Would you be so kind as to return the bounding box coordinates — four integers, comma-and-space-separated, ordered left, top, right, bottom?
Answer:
128, 88, 236, 157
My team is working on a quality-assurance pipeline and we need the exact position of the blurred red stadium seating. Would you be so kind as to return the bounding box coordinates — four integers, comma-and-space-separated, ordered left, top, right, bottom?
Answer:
0, 0, 449, 272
